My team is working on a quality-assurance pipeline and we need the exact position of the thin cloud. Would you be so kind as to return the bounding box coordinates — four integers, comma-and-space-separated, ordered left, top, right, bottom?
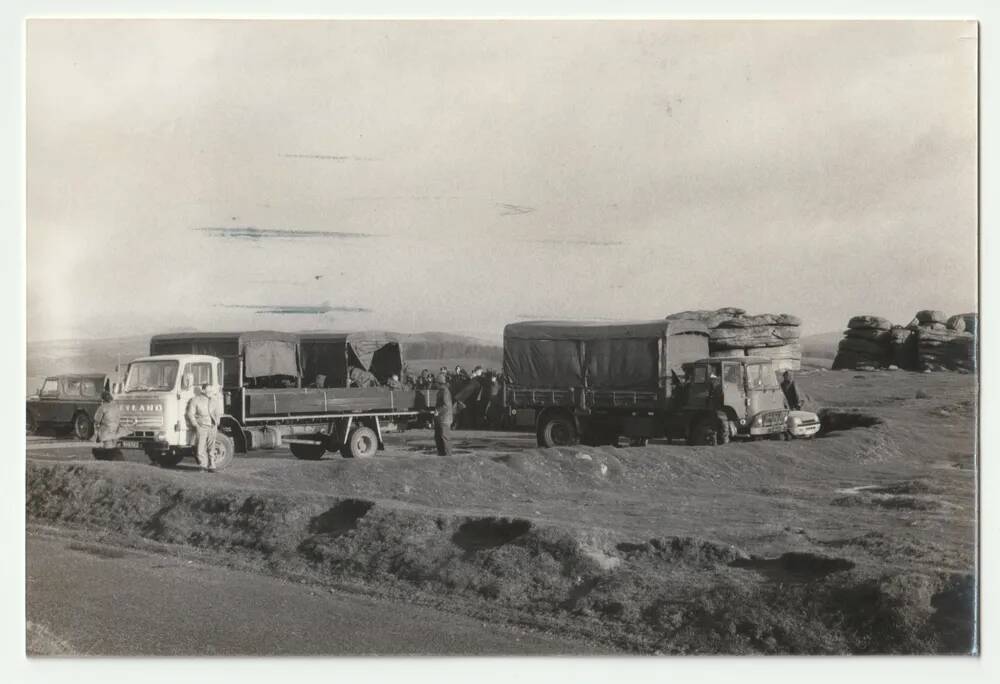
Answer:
497, 203, 536, 216
196, 226, 376, 240
216, 301, 372, 315
281, 153, 378, 161
523, 238, 623, 246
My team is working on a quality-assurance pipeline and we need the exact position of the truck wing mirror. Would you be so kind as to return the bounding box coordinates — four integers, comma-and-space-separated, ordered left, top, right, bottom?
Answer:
181, 373, 193, 391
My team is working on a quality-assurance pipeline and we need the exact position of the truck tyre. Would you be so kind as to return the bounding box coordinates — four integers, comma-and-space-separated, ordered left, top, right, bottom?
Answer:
26, 409, 37, 435
341, 426, 378, 459
73, 412, 94, 441
290, 440, 326, 460
210, 433, 236, 470
537, 414, 578, 448
689, 416, 726, 447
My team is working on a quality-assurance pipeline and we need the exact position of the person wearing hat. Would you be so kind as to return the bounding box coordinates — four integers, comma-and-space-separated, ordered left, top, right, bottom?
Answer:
433, 372, 453, 456
93, 390, 121, 448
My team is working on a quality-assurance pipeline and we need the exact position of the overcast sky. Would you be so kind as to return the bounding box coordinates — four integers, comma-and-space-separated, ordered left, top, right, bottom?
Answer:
26, 20, 978, 343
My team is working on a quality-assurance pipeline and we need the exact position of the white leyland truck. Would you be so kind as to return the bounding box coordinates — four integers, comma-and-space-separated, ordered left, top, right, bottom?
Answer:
114, 331, 432, 469
116, 354, 231, 467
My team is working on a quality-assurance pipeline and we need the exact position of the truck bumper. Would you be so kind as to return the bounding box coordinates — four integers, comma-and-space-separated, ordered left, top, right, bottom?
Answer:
117, 437, 171, 451
749, 424, 785, 436
787, 422, 821, 438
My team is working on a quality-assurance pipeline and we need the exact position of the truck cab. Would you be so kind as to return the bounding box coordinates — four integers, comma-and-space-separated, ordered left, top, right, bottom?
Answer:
680, 356, 819, 442
116, 354, 232, 467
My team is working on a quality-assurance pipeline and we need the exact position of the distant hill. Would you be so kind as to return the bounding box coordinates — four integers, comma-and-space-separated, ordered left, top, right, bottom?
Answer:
800, 331, 842, 361
26, 331, 503, 391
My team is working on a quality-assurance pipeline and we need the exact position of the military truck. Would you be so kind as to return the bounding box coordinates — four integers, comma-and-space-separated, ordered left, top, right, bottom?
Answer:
113, 331, 432, 469
502, 319, 819, 447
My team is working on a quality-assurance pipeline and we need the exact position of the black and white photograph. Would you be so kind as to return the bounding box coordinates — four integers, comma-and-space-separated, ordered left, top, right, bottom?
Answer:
17, 13, 982, 662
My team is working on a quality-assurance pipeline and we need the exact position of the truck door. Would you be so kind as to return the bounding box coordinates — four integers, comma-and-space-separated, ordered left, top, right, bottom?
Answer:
181, 361, 214, 441
721, 362, 748, 422
686, 363, 722, 409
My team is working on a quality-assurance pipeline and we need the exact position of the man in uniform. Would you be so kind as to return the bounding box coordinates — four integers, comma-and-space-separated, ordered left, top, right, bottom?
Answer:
433, 373, 453, 456
780, 370, 802, 410
453, 366, 484, 429
187, 383, 220, 472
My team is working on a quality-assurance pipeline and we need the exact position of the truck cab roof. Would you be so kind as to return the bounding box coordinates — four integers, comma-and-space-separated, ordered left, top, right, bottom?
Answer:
131, 354, 219, 364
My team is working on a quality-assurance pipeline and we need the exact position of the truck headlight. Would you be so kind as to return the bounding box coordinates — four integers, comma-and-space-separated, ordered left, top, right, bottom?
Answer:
752, 414, 763, 427
789, 416, 802, 427
156, 431, 167, 441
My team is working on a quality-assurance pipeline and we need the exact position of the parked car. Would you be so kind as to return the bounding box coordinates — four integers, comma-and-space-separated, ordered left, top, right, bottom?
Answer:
26, 374, 110, 440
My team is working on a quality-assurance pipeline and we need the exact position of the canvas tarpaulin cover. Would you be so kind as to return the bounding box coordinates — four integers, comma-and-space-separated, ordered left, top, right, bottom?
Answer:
150, 332, 300, 386
503, 319, 708, 389
243, 339, 299, 378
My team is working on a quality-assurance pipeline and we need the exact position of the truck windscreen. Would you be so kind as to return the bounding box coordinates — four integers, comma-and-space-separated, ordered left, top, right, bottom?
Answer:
125, 360, 179, 392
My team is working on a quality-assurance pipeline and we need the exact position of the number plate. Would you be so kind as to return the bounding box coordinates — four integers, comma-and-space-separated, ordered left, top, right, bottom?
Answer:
120, 440, 141, 449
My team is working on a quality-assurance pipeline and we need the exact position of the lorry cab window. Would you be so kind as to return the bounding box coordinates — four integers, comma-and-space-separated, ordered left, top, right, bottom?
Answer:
64, 378, 82, 395
747, 364, 779, 389
693, 366, 708, 383
80, 379, 99, 397
183, 362, 213, 387
124, 360, 179, 392
723, 364, 742, 385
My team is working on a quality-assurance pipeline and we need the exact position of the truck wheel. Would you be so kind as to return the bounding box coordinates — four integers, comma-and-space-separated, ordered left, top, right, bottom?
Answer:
210, 433, 236, 470
290, 441, 326, 460
26, 409, 37, 435
73, 412, 94, 441
689, 417, 722, 446
538, 415, 578, 448
341, 426, 378, 459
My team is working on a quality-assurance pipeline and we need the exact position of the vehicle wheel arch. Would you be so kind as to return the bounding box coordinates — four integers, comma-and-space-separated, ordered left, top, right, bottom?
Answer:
219, 416, 247, 453
536, 408, 580, 448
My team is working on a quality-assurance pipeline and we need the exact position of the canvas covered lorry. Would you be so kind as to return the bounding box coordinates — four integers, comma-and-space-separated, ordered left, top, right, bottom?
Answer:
113, 331, 430, 469
503, 319, 819, 447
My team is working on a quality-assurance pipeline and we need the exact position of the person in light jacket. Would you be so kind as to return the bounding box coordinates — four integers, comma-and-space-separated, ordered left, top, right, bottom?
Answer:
93, 391, 121, 448
186, 384, 220, 471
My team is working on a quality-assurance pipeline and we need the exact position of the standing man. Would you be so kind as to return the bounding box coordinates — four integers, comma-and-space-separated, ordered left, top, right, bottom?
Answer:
453, 366, 484, 429
482, 373, 501, 428
93, 391, 121, 447
187, 383, 220, 472
780, 370, 801, 410
433, 373, 453, 456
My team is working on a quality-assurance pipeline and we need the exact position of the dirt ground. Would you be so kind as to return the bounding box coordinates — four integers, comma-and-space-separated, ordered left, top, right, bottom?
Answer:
26, 368, 978, 654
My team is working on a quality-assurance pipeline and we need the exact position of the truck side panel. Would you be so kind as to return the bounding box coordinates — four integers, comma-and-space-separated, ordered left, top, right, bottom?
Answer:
244, 387, 430, 417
